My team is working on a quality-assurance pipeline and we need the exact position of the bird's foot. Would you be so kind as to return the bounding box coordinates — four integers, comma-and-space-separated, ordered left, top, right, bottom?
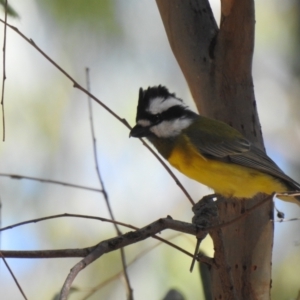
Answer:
190, 194, 219, 272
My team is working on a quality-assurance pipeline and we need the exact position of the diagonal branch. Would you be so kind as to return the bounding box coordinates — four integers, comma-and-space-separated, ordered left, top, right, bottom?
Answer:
0, 19, 194, 205
58, 217, 199, 300
0, 194, 272, 299
59, 193, 272, 298
0, 173, 102, 192
0, 213, 136, 233
0, 213, 195, 259
0, 252, 27, 299
80, 233, 181, 300
0, 194, 272, 258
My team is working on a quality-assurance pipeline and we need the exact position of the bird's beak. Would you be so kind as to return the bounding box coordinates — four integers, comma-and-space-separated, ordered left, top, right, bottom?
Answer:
129, 124, 150, 138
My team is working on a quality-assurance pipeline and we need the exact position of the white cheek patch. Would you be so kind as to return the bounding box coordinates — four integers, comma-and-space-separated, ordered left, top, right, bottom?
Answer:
137, 119, 151, 127
147, 96, 185, 114
150, 118, 193, 138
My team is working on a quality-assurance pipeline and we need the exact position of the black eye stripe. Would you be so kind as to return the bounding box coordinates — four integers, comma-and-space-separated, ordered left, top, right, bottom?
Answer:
161, 106, 186, 120
138, 105, 187, 125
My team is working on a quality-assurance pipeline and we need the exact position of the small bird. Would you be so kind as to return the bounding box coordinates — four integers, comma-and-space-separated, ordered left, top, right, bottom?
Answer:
130, 85, 300, 204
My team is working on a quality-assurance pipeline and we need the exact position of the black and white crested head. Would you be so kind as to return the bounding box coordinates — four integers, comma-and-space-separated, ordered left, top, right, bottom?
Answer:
132, 85, 196, 138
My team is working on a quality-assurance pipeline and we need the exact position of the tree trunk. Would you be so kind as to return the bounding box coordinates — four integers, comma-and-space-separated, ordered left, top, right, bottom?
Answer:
156, 0, 273, 299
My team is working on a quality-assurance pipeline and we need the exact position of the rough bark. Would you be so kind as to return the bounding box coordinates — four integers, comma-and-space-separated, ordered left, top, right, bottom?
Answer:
209, 196, 273, 299
156, 0, 263, 149
156, 0, 273, 299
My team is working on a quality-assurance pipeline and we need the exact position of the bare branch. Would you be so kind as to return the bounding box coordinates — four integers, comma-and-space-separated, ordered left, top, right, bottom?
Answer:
59, 193, 273, 299
0, 194, 273, 255
58, 218, 198, 300
1, 218, 198, 259
0, 173, 102, 193
1, 0, 8, 141
0, 19, 194, 205
123, 124, 194, 205
0, 214, 194, 259
80, 234, 181, 300
85, 68, 133, 299
0, 252, 27, 299
0, 213, 136, 233
157, 1, 274, 297
275, 217, 300, 223
156, 0, 262, 147
156, 0, 218, 115
0, 194, 273, 299
0, 248, 92, 259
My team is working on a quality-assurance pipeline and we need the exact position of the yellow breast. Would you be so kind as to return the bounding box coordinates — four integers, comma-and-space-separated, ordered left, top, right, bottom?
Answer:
168, 138, 287, 198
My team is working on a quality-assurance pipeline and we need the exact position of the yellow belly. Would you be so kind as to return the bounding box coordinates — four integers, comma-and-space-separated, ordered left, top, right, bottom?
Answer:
168, 142, 287, 198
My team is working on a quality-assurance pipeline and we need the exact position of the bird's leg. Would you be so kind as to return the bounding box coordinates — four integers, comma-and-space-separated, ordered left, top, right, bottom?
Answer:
190, 194, 219, 272
192, 193, 219, 227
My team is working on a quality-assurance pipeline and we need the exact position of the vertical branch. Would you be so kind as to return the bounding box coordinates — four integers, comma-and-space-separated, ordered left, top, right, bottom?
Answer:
156, 0, 263, 147
157, 0, 273, 298
1, 0, 8, 141
156, 0, 218, 119
214, 0, 263, 147
85, 68, 133, 300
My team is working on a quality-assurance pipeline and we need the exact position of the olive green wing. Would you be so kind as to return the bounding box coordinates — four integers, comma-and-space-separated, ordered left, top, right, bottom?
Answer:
229, 147, 300, 190
184, 117, 251, 157
185, 117, 300, 190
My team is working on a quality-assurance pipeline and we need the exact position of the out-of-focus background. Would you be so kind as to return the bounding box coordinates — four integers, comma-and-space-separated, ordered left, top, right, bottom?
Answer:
0, 1, 299, 299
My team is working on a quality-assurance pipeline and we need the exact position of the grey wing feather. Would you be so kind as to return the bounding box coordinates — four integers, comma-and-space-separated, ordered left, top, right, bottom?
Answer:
198, 137, 250, 157
185, 119, 251, 157
186, 123, 300, 190
229, 147, 300, 189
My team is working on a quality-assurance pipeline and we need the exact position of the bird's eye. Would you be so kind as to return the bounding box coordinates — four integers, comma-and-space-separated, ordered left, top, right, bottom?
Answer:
154, 114, 161, 123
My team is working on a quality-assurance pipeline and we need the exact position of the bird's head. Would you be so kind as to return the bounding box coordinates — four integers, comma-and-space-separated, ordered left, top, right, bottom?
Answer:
130, 86, 195, 139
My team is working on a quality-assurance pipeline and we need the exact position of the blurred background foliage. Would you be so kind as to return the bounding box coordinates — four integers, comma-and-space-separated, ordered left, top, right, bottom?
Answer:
0, 0, 299, 299
0, 0, 19, 17
37, 0, 121, 35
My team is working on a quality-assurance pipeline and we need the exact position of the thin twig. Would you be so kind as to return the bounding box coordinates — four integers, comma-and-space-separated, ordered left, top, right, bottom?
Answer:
123, 119, 194, 205
0, 194, 274, 263
0, 252, 28, 299
0, 213, 136, 232
0, 173, 102, 193
1, 248, 93, 259
85, 68, 133, 299
275, 217, 300, 223
0, 195, 279, 299
85, 68, 116, 222
80, 233, 181, 300
0, 19, 194, 205
59, 218, 199, 300
1, 0, 8, 141
0, 195, 273, 258
0, 215, 196, 259
0, 212, 194, 259
0, 195, 274, 257
58, 215, 215, 300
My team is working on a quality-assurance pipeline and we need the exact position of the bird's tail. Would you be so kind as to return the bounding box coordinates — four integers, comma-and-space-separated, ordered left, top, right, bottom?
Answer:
276, 187, 300, 205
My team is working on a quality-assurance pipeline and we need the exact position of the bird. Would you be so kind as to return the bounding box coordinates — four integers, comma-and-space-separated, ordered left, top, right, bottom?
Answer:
129, 85, 300, 204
